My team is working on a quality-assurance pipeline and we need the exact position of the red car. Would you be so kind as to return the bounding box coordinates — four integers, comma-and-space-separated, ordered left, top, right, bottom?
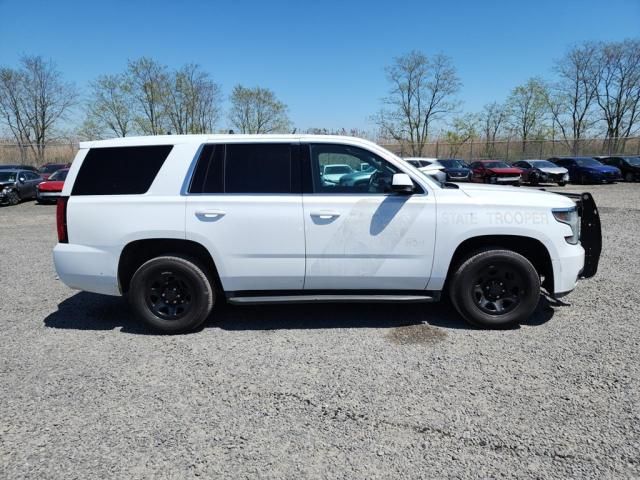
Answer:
469, 160, 522, 186
38, 163, 70, 180
36, 168, 68, 203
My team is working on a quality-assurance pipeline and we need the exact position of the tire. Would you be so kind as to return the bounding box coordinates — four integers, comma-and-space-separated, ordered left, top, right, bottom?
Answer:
579, 173, 588, 185
129, 255, 215, 333
529, 172, 539, 186
7, 190, 20, 206
448, 249, 541, 328
558, 182, 566, 187
625, 172, 634, 182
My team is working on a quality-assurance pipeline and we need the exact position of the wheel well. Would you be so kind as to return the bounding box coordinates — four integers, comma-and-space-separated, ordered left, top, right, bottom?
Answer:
118, 239, 222, 295
446, 235, 554, 293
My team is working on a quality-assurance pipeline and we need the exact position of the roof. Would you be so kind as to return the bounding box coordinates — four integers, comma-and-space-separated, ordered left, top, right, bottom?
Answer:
79, 134, 380, 150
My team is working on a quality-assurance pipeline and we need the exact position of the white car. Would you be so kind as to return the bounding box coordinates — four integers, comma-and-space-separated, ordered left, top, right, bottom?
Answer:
404, 157, 447, 183
53, 135, 601, 333
513, 160, 570, 186
321, 163, 353, 184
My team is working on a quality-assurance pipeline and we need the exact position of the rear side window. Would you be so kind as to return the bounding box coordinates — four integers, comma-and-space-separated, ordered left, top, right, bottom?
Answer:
71, 145, 173, 195
189, 143, 293, 194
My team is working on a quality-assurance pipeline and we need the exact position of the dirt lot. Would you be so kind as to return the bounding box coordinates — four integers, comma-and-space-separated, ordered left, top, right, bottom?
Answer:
1, 184, 639, 479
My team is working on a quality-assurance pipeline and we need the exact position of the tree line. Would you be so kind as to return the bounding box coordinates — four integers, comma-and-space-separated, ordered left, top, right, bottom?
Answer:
1, 39, 639, 163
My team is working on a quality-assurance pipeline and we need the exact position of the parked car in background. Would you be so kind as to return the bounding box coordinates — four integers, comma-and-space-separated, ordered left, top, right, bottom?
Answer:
550, 157, 621, 184
321, 164, 354, 184
600, 156, 640, 182
0, 164, 39, 173
339, 164, 375, 187
513, 159, 569, 186
36, 168, 69, 203
469, 160, 522, 186
403, 157, 447, 183
437, 158, 471, 182
38, 162, 70, 180
0, 169, 43, 205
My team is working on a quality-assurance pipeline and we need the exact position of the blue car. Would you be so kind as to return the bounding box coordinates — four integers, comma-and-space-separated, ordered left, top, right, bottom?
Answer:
549, 157, 621, 184
437, 159, 472, 182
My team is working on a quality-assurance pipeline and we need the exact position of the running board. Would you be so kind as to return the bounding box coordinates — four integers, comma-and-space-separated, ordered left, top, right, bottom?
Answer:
227, 294, 436, 305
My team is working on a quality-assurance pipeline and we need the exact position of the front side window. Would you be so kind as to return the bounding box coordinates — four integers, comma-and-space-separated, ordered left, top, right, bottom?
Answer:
310, 144, 416, 194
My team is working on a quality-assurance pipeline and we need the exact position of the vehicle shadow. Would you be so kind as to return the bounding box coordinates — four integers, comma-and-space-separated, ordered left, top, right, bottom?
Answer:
43, 291, 557, 334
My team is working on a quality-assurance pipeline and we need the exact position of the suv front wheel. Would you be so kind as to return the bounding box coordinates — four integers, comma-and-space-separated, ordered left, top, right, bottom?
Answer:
449, 249, 540, 328
129, 255, 214, 333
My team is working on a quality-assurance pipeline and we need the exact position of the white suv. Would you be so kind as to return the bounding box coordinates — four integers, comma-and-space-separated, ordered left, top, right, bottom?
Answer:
53, 135, 601, 333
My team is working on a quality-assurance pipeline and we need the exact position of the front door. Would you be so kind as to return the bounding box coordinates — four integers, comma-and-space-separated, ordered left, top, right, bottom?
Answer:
302, 143, 436, 291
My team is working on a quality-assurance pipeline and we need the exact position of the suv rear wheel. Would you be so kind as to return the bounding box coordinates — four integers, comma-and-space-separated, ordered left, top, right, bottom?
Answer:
449, 249, 540, 328
129, 255, 214, 333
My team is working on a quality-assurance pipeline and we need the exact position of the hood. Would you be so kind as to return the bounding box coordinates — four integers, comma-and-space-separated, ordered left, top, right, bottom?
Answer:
38, 180, 64, 191
419, 164, 444, 172
486, 167, 522, 175
0, 181, 16, 188
456, 183, 575, 208
587, 165, 619, 173
538, 167, 568, 174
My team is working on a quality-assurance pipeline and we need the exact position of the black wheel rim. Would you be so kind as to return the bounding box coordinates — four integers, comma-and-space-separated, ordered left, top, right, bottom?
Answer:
472, 262, 525, 315
145, 270, 194, 320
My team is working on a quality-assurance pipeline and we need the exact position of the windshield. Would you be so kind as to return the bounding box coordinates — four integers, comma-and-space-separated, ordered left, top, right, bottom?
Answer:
529, 160, 558, 168
575, 158, 603, 167
438, 159, 467, 168
0, 172, 17, 182
484, 161, 510, 168
49, 169, 68, 181
40, 164, 64, 173
625, 157, 640, 166
324, 165, 352, 174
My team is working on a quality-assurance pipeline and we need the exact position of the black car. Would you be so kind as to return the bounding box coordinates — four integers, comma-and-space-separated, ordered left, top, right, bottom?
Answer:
437, 158, 471, 181
0, 169, 43, 205
600, 156, 640, 182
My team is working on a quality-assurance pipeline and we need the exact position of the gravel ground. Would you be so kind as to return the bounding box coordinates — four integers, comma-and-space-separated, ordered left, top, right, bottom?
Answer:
1, 184, 639, 479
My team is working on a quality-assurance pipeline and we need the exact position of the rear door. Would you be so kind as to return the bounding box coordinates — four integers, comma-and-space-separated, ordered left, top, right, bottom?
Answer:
302, 143, 436, 291
185, 142, 305, 293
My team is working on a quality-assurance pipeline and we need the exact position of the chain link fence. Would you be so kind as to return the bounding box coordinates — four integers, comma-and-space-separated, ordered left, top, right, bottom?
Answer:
1, 136, 639, 167
381, 137, 640, 162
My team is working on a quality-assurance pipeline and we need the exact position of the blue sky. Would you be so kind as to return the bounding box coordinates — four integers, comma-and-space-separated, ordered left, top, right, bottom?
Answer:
1, 0, 638, 133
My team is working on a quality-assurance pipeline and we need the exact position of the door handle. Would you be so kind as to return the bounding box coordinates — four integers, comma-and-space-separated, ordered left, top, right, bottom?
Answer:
196, 209, 226, 219
310, 210, 341, 219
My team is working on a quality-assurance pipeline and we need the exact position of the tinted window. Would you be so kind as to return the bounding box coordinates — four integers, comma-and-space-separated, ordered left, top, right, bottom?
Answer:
72, 145, 172, 195
189, 144, 225, 194
225, 143, 292, 194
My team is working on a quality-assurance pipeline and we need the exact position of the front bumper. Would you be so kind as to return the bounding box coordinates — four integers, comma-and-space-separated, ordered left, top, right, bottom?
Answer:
551, 191, 602, 279
37, 190, 61, 201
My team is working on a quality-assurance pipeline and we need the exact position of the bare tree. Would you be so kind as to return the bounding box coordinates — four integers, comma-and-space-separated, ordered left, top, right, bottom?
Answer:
479, 102, 507, 157
127, 57, 169, 135
374, 51, 461, 156
82, 74, 134, 138
0, 55, 76, 163
594, 39, 640, 152
441, 113, 479, 157
228, 85, 290, 134
506, 77, 550, 152
164, 64, 222, 134
546, 42, 600, 154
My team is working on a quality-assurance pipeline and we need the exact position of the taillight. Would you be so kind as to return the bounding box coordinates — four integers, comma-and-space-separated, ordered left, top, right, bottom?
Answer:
56, 197, 69, 243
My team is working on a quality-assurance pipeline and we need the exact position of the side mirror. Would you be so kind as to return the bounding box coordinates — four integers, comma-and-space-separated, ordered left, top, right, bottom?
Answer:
391, 173, 414, 194
18, 177, 25, 184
